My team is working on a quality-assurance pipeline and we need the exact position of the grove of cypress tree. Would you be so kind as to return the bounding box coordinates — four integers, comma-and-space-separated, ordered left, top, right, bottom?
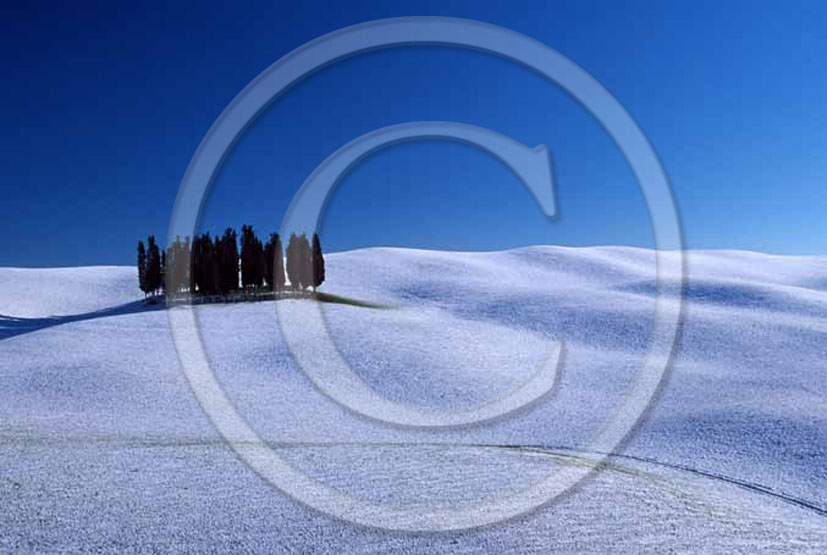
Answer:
139, 226, 319, 299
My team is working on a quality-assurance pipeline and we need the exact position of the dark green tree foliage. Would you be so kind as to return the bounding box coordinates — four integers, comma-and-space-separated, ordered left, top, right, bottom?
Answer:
192, 233, 217, 294
240, 225, 258, 289
285, 233, 313, 290
146, 235, 162, 295
263, 237, 274, 290
165, 237, 177, 293
217, 228, 239, 293
191, 230, 237, 296
311, 233, 325, 291
255, 237, 265, 288
263, 239, 273, 290
137, 240, 148, 296
190, 235, 202, 293
182, 235, 191, 292
160, 250, 166, 294
188, 235, 197, 293
247, 235, 264, 289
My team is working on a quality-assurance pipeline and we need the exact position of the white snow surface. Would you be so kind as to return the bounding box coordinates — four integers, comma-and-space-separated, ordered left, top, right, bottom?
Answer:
0, 266, 139, 318
1, 246, 826, 553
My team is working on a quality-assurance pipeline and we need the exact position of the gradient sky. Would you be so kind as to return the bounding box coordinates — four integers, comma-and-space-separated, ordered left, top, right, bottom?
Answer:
2, 0, 826, 267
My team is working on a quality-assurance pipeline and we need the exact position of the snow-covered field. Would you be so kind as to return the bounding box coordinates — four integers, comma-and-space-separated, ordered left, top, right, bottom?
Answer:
1, 246, 826, 553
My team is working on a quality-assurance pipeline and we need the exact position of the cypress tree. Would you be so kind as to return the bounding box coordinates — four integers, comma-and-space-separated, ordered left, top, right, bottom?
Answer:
311, 233, 325, 292
182, 235, 191, 293
254, 236, 265, 288
173, 235, 184, 293
137, 240, 148, 296
189, 235, 198, 293
240, 225, 256, 289
191, 234, 202, 293
198, 233, 219, 295
212, 234, 223, 295
273, 234, 286, 291
192, 233, 216, 295
160, 250, 166, 294
286, 233, 300, 290
263, 235, 274, 290
218, 227, 239, 294
206, 234, 217, 295
297, 233, 312, 290
166, 236, 182, 294
146, 235, 162, 296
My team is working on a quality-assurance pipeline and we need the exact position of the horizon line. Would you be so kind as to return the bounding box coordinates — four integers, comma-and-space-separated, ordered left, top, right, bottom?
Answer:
3, 243, 826, 270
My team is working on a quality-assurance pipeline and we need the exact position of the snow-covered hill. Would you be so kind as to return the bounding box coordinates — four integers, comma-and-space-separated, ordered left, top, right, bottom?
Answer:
1, 246, 826, 553
0, 265, 139, 318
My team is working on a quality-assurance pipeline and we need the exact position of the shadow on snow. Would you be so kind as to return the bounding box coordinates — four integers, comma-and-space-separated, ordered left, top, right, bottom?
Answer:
0, 291, 387, 342
0, 300, 166, 341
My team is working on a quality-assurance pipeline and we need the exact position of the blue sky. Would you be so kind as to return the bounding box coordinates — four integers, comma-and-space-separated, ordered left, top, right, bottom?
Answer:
2, 0, 825, 266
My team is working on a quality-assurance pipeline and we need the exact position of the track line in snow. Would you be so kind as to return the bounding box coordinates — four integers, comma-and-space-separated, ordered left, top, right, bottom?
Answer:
3, 432, 824, 518
506, 444, 827, 518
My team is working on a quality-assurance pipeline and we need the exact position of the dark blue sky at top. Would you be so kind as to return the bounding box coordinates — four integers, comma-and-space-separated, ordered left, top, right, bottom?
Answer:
1, 0, 825, 267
